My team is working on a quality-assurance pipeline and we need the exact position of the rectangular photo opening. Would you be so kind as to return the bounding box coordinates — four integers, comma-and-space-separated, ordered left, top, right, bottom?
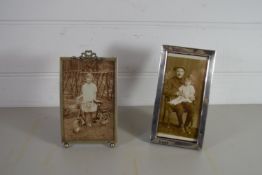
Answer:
60, 57, 117, 144
156, 53, 208, 142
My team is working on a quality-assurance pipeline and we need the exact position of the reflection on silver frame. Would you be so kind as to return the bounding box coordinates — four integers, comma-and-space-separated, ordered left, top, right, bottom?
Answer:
151, 45, 216, 149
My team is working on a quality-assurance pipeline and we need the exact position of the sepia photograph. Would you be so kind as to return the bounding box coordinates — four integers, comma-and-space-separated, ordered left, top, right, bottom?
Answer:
60, 55, 117, 145
151, 45, 215, 149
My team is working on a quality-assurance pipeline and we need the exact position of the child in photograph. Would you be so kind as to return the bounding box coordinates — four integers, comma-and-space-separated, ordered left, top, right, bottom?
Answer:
76, 73, 98, 127
169, 77, 195, 106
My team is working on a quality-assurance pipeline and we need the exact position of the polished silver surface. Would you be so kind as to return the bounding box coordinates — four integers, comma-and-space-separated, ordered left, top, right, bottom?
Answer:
151, 45, 216, 149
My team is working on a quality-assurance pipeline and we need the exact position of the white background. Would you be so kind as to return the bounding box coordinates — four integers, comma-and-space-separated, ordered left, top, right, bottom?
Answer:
0, 0, 262, 107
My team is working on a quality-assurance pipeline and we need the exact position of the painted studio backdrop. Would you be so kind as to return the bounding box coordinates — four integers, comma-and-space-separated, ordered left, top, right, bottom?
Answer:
61, 58, 116, 142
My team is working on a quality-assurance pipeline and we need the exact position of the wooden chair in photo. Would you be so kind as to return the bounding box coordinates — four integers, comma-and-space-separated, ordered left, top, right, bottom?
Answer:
164, 96, 194, 129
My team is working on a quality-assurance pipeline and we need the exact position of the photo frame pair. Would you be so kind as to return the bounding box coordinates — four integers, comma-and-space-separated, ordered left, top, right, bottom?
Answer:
60, 46, 215, 149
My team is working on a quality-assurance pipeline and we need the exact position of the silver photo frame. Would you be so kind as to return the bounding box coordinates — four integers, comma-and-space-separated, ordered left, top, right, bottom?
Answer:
151, 45, 216, 149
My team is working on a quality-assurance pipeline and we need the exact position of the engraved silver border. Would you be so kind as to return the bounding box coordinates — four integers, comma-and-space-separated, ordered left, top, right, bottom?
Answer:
151, 45, 216, 149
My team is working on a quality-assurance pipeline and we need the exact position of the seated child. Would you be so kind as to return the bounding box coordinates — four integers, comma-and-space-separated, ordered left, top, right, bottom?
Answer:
169, 77, 195, 106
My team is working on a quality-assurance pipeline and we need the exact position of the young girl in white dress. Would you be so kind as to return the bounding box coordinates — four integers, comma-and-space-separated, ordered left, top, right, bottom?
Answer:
169, 77, 195, 106
76, 73, 98, 127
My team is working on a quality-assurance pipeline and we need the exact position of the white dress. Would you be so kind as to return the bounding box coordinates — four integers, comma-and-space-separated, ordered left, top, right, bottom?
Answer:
81, 82, 97, 113
169, 85, 195, 105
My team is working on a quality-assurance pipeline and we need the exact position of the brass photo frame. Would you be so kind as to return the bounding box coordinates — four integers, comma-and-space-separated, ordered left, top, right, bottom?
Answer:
60, 50, 117, 148
151, 45, 216, 149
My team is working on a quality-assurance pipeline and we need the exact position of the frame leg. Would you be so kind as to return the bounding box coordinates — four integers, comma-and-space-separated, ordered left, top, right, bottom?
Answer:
108, 142, 116, 148
63, 142, 70, 148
